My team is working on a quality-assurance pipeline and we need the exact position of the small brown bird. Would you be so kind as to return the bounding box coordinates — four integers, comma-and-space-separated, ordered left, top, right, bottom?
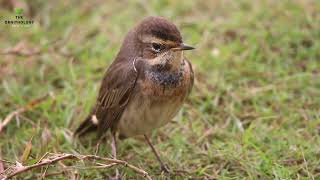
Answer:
75, 16, 194, 173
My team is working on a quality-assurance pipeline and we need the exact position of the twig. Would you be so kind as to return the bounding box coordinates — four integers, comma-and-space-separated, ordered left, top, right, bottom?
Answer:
79, 162, 118, 169
0, 94, 50, 133
0, 49, 41, 57
57, 156, 75, 180
43, 171, 65, 177
1, 153, 152, 180
39, 165, 49, 180
36, 152, 49, 164
80, 155, 151, 178
0, 40, 41, 57
0, 157, 4, 174
0, 162, 4, 173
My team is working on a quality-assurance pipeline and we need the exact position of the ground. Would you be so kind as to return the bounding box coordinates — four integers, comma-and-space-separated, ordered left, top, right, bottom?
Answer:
0, 0, 320, 179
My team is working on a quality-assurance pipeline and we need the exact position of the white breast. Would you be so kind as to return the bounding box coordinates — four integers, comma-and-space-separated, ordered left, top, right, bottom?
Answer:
118, 93, 184, 137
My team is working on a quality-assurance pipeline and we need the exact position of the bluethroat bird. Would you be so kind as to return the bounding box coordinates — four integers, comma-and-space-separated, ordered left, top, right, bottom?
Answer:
75, 16, 195, 174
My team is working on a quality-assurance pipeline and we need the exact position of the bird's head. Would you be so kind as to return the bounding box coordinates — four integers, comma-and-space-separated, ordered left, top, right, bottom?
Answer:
120, 16, 194, 71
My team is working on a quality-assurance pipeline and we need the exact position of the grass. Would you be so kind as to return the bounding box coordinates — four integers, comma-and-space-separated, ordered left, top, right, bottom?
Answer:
1, 0, 320, 179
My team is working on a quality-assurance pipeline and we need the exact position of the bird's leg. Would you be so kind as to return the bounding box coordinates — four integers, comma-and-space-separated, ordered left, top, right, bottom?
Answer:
144, 134, 170, 173
111, 131, 117, 158
111, 131, 121, 179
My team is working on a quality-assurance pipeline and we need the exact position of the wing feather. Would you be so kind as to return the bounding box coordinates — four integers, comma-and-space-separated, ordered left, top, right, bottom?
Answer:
75, 57, 141, 137
94, 59, 140, 136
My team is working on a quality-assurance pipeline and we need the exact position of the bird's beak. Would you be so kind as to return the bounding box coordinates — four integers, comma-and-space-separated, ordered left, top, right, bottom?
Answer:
172, 43, 195, 51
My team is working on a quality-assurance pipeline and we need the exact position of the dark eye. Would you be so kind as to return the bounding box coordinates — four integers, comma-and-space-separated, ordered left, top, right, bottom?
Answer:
152, 43, 163, 52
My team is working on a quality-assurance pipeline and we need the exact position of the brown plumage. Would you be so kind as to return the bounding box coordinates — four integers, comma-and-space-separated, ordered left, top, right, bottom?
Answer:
75, 16, 195, 173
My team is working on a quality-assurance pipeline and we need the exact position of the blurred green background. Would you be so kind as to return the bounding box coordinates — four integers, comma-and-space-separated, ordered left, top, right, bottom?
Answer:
0, 0, 320, 179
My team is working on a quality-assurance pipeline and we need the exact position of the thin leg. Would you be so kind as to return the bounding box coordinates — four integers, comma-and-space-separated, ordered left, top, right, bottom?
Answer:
111, 131, 117, 158
111, 131, 120, 179
144, 134, 170, 173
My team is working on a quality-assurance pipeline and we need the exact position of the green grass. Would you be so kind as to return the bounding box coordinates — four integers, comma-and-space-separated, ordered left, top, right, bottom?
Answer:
1, 0, 320, 179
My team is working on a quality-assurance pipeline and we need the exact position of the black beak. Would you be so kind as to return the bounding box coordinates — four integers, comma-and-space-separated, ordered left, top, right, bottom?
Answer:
180, 43, 195, 50
172, 43, 195, 51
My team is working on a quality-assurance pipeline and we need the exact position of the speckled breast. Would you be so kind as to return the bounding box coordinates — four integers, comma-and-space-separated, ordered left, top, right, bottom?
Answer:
117, 60, 193, 137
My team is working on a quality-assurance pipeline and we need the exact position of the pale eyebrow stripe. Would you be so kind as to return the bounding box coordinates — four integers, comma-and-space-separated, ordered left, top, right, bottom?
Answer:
141, 35, 176, 46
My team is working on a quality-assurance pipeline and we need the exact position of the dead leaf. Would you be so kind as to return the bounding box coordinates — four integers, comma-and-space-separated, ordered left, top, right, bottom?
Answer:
20, 136, 34, 164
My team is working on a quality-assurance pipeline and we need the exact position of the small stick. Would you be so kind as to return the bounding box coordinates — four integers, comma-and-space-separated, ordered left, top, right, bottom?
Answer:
0, 159, 4, 174
0, 94, 50, 133
43, 171, 64, 178
2, 154, 75, 179
39, 165, 49, 180
1, 153, 152, 180
80, 155, 151, 179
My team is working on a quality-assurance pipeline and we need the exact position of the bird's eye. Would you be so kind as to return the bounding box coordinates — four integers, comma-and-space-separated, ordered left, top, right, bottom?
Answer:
152, 43, 163, 52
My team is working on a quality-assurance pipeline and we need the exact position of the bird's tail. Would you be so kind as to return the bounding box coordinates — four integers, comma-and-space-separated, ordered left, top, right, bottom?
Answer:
74, 113, 98, 137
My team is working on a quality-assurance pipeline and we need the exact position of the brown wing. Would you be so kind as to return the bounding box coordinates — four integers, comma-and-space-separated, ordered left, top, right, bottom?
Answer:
96, 59, 140, 136
75, 58, 140, 137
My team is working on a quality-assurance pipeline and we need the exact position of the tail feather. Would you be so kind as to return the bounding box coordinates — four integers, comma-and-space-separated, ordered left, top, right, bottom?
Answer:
74, 114, 98, 137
